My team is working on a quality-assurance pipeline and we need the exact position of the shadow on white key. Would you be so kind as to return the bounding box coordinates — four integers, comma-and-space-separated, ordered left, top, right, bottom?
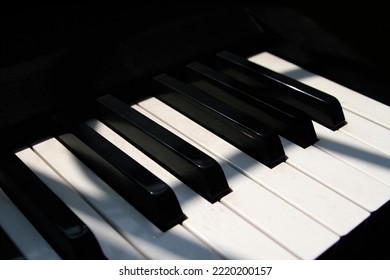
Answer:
32, 137, 221, 260
96, 114, 340, 260
281, 138, 390, 212
313, 123, 390, 187
0, 188, 60, 259
341, 110, 390, 156
16, 147, 145, 260
137, 98, 369, 237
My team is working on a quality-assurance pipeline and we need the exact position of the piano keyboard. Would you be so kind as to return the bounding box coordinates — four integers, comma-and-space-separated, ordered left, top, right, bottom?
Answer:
1, 51, 389, 260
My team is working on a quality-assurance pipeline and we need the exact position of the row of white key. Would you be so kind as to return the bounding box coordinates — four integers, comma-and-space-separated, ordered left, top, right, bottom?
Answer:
88, 119, 338, 259
134, 96, 389, 258
31, 132, 296, 259
137, 99, 371, 236
7, 115, 352, 259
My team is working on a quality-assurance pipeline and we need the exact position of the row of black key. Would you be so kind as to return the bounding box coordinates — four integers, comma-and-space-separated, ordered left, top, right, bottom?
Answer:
153, 50, 345, 162
0, 50, 346, 259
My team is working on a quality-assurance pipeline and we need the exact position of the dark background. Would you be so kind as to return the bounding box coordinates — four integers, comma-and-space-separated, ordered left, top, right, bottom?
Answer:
2, 2, 389, 68
284, 1, 390, 69
1, 1, 389, 132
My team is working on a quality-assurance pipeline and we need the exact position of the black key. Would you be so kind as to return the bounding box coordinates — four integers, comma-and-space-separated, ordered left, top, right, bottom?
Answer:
0, 226, 25, 260
154, 73, 287, 168
0, 153, 106, 260
53, 119, 186, 232
95, 95, 231, 203
215, 51, 347, 130
185, 62, 318, 148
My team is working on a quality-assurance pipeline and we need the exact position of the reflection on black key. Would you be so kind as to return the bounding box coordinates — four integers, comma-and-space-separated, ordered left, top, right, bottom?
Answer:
185, 62, 318, 148
215, 51, 347, 130
53, 120, 186, 232
0, 226, 25, 260
96, 95, 231, 203
154, 73, 287, 168
0, 153, 106, 260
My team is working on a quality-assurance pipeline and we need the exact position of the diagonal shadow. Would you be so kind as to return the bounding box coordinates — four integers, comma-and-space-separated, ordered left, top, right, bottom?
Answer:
315, 135, 390, 170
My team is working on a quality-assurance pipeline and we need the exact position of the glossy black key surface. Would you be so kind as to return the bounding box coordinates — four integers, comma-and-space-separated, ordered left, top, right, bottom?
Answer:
154, 73, 287, 168
0, 154, 106, 260
0, 226, 25, 260
54, 121, 186, 232
96, 95, 231, 203
215, 51, 347, 130
185, 62, 318, 147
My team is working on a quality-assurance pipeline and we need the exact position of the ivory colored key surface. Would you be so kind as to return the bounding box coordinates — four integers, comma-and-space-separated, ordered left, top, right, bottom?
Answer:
137, 98, 369, 236
87, 119, 296, 260
32, 137, 221, 260
339, 110, 390, 156
248, 52, 390, 129
281, 138, 390, 212
313, 123, 390, 186
340, 110, 390, 156
0, 188, 60, 260
89, 118, 339, 259
15, 147, 145, 260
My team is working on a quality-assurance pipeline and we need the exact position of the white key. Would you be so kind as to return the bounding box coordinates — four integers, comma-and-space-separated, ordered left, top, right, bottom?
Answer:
32, 137, 222, 260
314, 123, 390, 186
215, 154, 339, 259
87, 119, 296, 259
248, 52, 390, 129
281, 137, 390, 212
341, 110, 390, 156
0, 188, 60, 259
15, 147, 145, 260
137, 97, 369, 236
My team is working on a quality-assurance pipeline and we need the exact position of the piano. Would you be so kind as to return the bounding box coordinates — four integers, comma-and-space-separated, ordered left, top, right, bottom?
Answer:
1, 2, 389, 260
